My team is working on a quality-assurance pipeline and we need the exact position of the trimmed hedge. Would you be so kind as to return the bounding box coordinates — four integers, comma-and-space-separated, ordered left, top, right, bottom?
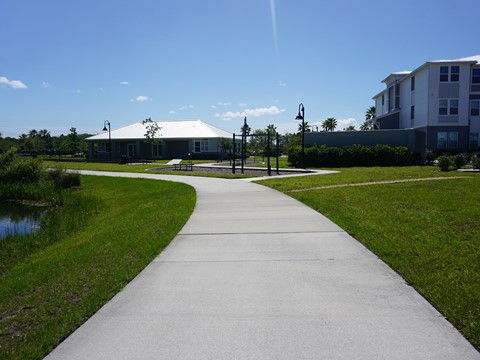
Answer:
288, 144, 412, 168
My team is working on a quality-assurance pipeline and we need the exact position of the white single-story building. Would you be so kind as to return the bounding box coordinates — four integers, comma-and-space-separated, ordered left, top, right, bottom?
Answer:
86, 119, 233, 160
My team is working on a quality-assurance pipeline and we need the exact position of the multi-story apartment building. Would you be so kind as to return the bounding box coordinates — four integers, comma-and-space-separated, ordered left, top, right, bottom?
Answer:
373, 55, 480, 152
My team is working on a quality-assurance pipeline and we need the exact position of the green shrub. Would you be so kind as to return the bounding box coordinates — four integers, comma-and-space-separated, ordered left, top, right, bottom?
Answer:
47, 168, 81, 189
437, 155, 453, 171
0, 147, 17, 169
453, 153, 468, 169
1, 157, 43, 183
472, 154, 480, 170
424, 149, 435, 165
288, 144, 411, 168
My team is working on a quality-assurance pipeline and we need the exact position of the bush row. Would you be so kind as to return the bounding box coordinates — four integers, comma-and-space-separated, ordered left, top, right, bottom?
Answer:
288, 144, 412, 168
0, 147, 80, 204
437, 153, 480, 171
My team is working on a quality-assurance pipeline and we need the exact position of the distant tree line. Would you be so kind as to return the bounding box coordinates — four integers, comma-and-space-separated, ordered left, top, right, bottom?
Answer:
0, 128, 92, 157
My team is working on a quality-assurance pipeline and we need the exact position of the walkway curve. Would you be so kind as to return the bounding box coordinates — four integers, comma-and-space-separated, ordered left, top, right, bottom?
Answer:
46, 171, 479, 359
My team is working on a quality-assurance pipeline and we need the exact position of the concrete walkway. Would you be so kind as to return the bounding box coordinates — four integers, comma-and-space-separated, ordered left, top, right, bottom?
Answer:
46, 171, 479, 359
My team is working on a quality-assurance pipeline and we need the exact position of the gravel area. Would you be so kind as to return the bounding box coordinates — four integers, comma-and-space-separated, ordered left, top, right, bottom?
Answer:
151, 165, 309, 177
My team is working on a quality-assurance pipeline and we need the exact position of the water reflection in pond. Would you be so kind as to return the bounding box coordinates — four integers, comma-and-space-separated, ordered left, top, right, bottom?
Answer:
0, 202, 45, 238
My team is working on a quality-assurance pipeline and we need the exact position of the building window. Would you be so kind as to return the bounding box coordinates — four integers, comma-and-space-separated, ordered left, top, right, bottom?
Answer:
439, 99, 448, 115
127, 144, 137, 157
437, 132, 458, 149
410, 105, 415, 120
472, 68, 480, 84
411, 76, 415, 91
449, 99, 459, 115
388, 86, 393, 111
381, 94, 384, 106
470, 133, 479, 148
193, 139, 208, 153
440, 66, 460, 82
440, 66, 449, 82
439, 99, 459, 115
450, 66, 460, 82
471, 100, 480, 116
152, 142, 162, 157
395, 82, 400, 109
201, 139, 208, 152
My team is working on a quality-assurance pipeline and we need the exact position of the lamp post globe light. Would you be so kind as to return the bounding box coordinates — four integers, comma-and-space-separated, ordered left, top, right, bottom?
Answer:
102, 120, 111, 160
295, 103, 305, 168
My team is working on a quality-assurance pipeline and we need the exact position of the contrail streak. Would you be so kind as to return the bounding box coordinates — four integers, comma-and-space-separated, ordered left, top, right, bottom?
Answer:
270, 0, 278, 57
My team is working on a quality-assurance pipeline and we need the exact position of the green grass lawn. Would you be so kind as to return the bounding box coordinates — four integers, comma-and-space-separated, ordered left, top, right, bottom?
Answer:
259, 167, 480, 349
43, 159, 252, 179
0, 176, 195, 360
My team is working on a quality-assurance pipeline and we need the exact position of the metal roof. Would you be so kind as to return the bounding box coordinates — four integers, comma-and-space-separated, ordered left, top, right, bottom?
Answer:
86, 120, 232, 141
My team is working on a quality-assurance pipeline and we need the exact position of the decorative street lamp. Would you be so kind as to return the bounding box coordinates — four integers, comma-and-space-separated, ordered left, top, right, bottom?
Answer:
102, 120, 112, 160
295, 103, 305, 168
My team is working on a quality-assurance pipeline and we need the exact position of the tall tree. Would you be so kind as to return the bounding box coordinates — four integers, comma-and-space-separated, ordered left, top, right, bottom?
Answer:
365, 106, 376, 121
297, 121, 310, 134
362, 106, 378, 130
68, 127, 79, 153
322, 117, 338, 132
142, 118, 162, 144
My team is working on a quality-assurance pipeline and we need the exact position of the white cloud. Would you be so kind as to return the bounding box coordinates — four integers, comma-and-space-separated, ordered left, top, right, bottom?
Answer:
336, 117, 357, 130
308, 118, 358, 131
277, 80, 286, 87
217, 106, 286, 120
0, 76, 27, 89
131, 95, 151, 102
217, 102, 231, 106
210, 105, 217, 109
120, 81, 129, 85
275, 122, 300, 134
179, 105, 194, 110
238, 102, 247, 107
42, 82, 51, 88
169, 110, 176, 114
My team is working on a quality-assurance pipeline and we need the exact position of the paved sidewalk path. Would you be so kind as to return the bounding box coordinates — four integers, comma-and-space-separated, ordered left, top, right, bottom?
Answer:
46, 171, 479, 359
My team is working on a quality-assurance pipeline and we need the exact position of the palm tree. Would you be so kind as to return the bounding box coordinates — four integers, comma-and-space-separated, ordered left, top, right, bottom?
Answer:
321, 117, 337, 132
363, 106, 378, 130
365, 106, 376, 121
343, 125, 356, 131
297, 121, 310, 134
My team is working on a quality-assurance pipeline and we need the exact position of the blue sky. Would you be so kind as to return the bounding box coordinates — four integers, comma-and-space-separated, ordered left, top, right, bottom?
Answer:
1, 0, 478, 138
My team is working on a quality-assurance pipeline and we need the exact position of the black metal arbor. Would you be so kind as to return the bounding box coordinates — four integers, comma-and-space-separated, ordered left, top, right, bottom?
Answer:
231, 117, 280, 176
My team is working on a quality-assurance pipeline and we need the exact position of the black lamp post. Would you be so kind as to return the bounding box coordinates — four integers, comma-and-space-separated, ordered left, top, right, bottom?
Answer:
102, 120, 111, 160
295, 103, 305, 168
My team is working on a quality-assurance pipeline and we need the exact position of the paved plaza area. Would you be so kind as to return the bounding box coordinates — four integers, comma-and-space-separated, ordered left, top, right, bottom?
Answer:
45, 171, 480, 359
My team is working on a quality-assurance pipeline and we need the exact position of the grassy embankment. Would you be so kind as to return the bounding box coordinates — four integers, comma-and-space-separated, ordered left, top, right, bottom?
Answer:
0, 176, 195, 360
259, 166, 480, 349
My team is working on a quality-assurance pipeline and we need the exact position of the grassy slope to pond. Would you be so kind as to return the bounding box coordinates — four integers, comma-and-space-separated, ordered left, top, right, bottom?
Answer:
259, 166, 480, 350
0, 175, 195, 360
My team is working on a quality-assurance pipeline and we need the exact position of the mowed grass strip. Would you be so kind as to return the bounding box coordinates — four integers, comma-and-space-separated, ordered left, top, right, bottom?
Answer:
260, 166, 472, 192
260, 168, 480, 349
0, 176, 195, 360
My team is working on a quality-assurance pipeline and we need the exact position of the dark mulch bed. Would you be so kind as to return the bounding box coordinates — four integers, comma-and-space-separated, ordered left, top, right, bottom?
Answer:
151, 165, 309, 177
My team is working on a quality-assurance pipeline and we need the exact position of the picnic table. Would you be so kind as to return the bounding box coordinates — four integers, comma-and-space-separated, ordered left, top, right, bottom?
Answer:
167, 159, 193, 171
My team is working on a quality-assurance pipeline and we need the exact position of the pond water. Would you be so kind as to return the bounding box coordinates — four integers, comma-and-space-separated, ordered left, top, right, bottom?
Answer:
0, 202, 45, 239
